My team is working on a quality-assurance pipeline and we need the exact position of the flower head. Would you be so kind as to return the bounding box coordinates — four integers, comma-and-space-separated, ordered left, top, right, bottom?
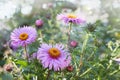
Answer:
37, 43, 71, 71
57, 13, 85, 24
10, 26, 37, 47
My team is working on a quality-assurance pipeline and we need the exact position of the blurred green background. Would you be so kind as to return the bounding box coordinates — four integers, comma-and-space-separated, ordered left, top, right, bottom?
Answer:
0, 0, 120, 80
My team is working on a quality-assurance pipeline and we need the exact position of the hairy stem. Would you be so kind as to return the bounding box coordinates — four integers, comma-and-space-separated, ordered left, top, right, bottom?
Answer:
81, 33, 89, 54
67, 22, 72, 47
24, 45, 28, 61
77, 33, 89, 75
80, 63, 97, 77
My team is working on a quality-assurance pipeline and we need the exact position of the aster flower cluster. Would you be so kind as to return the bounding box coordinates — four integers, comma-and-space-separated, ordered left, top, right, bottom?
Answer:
9, 12, 86, 80
5, 4, 120, 80
10, 26, 72, 71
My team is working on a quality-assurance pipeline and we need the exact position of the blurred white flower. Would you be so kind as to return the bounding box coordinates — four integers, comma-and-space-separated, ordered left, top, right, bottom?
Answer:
21, 5, 32, 15
80, 0, 101, 10
62, 78, 66, 80
0, 0, 34, 19
42, 3, 48, 9
113, 0, 120, 8
0, 1, 16, 19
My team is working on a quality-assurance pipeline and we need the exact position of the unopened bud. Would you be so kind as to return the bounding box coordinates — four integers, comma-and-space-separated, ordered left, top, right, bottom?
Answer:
70, 40, 78, 47
35, 19, 44, 28
66, 65, 73, 72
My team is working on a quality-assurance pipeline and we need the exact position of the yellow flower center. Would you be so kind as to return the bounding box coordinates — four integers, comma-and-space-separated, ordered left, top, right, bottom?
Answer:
67, 14, 77, 19
19, 33, 28, 40
48, 48, 60, 58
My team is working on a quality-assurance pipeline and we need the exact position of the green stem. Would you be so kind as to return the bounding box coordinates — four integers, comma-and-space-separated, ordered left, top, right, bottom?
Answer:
109, 69, 120, 76
87, 52, 94, 61
76, 33, 89, 76
80, 63, 97, 77
39, 30, 43, 39
38, 30, 43, 43
112, 44, 119, 54
81, 33, 89, 54
80, 33, 89, 65
67, 22, 72, 47
24, 45, 28, 61
97, 75, 101, 80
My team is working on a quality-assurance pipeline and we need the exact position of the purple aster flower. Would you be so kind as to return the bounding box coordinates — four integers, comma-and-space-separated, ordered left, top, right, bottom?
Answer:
37, 43, 71, 71
10, 26, 37, 47
57, 13, 85, 24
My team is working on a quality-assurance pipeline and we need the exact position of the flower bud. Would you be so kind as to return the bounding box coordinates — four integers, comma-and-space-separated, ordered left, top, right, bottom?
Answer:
4, 63, 13, 72
70, 40, 78, 47
46, 13, 51, 19
35, 19, 43, 28
87, 23, 96, 32
66, 65, 73, 72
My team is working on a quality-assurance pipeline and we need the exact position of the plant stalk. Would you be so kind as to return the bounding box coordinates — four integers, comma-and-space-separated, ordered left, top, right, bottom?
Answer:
67, 22, 72, 47
24, 45, 28, 61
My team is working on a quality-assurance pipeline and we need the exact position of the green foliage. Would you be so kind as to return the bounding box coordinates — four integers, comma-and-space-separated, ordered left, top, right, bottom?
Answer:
0, 2, 120, 80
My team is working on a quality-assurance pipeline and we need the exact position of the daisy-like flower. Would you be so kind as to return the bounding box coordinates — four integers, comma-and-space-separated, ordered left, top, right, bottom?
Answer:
37, 43, 71, 71
57, 13, 85, 24
10, 26, 37, 47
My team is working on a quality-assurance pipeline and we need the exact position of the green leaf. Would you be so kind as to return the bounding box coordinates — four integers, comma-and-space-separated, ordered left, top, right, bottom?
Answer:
16, 60, 28, 67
